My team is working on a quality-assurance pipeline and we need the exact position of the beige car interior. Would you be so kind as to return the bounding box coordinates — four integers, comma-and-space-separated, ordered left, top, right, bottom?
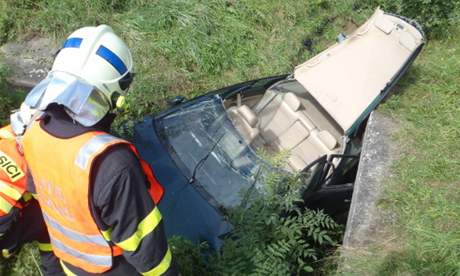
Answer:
227, 81, 344, 172
225, 8, 424, 173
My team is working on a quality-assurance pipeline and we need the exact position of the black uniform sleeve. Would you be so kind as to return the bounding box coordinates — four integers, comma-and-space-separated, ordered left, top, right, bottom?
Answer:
0, 207, 18, 235
91, 145, 177, 275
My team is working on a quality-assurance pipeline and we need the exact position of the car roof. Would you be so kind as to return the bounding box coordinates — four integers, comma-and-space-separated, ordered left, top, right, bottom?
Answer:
294, 8, 424, 132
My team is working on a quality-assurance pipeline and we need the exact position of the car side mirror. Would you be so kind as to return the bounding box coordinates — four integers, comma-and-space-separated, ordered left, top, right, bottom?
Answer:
167, 95, 186, 106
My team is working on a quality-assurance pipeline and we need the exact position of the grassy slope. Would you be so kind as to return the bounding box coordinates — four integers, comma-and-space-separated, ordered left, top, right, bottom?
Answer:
341, 29, 460, 275
379, 29, 460, 275
1, 0, 369, 126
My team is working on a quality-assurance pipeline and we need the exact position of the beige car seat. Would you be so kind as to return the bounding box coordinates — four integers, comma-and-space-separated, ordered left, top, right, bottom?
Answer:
256, 92, 340, 171
229, 91, 340, 172
227, 105, 260, 145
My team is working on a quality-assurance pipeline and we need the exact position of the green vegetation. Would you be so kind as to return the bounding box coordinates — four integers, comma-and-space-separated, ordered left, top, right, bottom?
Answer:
334, 27, 460, 275
0, 0, 459, 275
0, 244, 41, 276
0, 62, 17, 125
0, 0, 370, 127
0, 58, 27, 125
337, 24, 460, 276
353, 0, 460, 38
372, 29, 459, 275
170, 170, 342, 275
212, 171, 341, 275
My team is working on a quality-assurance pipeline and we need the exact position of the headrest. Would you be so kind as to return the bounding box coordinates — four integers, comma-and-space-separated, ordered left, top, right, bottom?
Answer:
317, 130, 337, 150
238, 105, 258, 127
283, 92, 301, 111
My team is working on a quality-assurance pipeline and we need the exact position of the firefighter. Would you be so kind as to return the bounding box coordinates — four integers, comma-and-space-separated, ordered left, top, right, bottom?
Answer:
21, 25, 177, 275
0, 121, 63, 275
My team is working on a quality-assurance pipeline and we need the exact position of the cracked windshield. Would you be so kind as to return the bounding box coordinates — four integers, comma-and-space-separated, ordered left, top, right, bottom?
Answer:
158, 96, 267, 208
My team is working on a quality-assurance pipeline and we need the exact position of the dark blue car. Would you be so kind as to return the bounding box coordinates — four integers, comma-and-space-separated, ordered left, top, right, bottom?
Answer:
134, 9, 425, 248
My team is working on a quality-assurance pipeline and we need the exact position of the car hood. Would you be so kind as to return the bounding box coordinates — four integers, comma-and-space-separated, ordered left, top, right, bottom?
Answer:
134, 116, 232, 249
294, 8, 424, 132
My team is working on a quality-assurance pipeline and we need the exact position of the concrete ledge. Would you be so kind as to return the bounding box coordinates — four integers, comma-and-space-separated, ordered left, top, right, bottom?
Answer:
342, 110, 400, 251
0, 37, 58, 89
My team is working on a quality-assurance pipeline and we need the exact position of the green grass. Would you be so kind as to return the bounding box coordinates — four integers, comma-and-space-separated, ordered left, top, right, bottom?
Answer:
340, 28, 460, 275
0, 58, 27, 125
379, 30, 460, 275
1, 0, 370, 125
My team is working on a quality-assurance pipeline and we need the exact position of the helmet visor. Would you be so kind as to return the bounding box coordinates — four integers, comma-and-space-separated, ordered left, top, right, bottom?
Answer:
24, 72, 110, 127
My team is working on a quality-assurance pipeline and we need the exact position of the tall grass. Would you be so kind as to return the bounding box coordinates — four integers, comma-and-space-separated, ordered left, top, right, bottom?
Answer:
379, 30, 460, 274
340, 28, 460, 275
0, 0, 369, 124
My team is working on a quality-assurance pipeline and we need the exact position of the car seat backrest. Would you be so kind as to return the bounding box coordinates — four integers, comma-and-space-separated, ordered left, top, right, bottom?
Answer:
258, 92, 302, 143
253, 91, 341, 172
238, 105, 258, 127
275, 120, 310, 150
316, 130, 337, 151
288, 136, 324, 171
283, 92, 301, 112
227, 105, 260, 145
287, 129, 339, 171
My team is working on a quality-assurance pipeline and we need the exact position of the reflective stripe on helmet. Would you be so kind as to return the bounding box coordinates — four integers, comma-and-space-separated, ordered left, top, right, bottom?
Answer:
96, 45, 128, 75
116, 207, 162, 252
0, 196, 13, 213
43, 212, 108, 247
141, 247, 172, 276
51, 236, 112, 267
0, 180, 22, 201
75, 134, 122, 170
63, 38, 83, 49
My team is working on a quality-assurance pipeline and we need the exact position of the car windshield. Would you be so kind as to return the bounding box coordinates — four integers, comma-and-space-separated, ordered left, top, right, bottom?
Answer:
157, 96, 269, 208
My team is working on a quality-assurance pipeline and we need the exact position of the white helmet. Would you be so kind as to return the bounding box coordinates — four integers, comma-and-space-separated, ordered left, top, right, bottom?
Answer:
52, 24, 134, 105
23, 25, 133, 127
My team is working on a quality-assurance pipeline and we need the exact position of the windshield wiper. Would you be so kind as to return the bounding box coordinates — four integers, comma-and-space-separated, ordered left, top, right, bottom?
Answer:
188, 133, 226, 184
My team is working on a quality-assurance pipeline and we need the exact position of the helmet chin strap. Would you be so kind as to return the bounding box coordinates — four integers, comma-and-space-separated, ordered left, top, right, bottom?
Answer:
115, 95, 126, 109
110, 92, 127, 110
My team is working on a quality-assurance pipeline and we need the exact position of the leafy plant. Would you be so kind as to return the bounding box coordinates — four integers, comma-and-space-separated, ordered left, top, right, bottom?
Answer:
170, 161, 342, 275
352, 0, 460, 38
211, 170, 342, 275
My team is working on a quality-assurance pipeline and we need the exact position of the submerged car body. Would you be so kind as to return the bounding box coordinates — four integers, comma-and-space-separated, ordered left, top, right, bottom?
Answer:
134, 9, 425, 248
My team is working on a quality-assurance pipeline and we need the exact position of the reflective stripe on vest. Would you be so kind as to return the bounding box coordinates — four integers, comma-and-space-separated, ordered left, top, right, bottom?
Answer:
43, 212, 108, 246
0, 196, 13, 213
75, 134, 121, 170
51, 236, 112, 267
0, 127, 28, 216
0, 179, 22, 200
